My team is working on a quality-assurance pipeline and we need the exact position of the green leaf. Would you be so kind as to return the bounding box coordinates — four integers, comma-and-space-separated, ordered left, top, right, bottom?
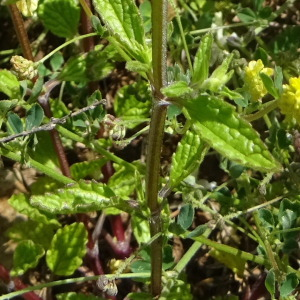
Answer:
0, 99, 18, 127
11, 240, 45, 276
125, 60, 151, 74
258, 209, 274, 230
182, 96, 281, 172
0, 70, 20, 99
6, 220, 56, 249
93, 0, 149, 63
7, 112, 23, 134
50, 52, 64, 71
274, 66, 283, 95
265, 269, 275, 297
131, 215, 150, 244
169, 127, 208, 189
38, 0, 80, 38
46, 223, 88, 276
280, 273, 299, 297
237, 8, 257, 23
127, 292, 152, 300
26, 103, 44, 130
139, 0, 151, 33
70, 158, 107, 180
57, 292, 105, 300
114, 81, 151, 128
186, 224, 209, 238
177, 204, 194, 230
161, 81, 193, 98
9, 194, 60, 226
259, 73, 278, 99
192, 33, 213, 85
30, 181, 116, 214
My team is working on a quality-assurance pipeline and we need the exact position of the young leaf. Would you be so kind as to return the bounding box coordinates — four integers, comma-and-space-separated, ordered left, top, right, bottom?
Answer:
259, 73, 279, 99
0, 70, 20, 99
237, 8, 257, 23
25, 103, 44, 130
169, 127, 208, 190
57, 292, 105, 300
192, 33, 213, 85
11, 240, 45, 276
182, 96, 281, 172
258, 209, 274, 230
279, 273, 298, 297
92, 0, 149, 62
6, 220, 56, 249
9, 193, 60, 226
46, 223, 88, 276
7, 112, 23, 134
177, 204, 194, 230
265, 269, 275, 297
38, 0, 80, 38
30, 181, 118, 214
161, 81, 193, 98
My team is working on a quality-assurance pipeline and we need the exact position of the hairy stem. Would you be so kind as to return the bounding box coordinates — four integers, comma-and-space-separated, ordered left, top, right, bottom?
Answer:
146, 0, 168, 296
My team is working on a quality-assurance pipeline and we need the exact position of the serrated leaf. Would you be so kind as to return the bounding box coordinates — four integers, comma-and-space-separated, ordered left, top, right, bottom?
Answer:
38, 0, 80, 38
280, 273, 298, 297
93, 0, 149, 63
57, 292, 105, 300
0, 70, 20, 99
7, 112, 23, 134
161, 81, 193, 98
11, 240, 45, 276
177, 204, 194, 230
265, 269, 275, 297
70, 158, 107, 180
26, 103, 44, 130
192, 33, 213, 85
169, 127, 208, 189
46, 223, 87, 276
182, 96, 281, 172
6, 220, 56, 249
9, 194, 60, 226
114, 81, 151, 128
260, 73, 278, 99
30, 181, 116, 214
131, 215, 150, 244
126, 60, 150, 74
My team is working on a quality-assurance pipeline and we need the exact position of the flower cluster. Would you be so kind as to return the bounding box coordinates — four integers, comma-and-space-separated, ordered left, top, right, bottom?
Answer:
244, 59, 273, 102
10, 55, 38, 80
278, 77, 300, 123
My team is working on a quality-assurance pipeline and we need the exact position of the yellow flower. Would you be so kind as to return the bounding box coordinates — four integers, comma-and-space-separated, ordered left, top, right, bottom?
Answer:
278, 77, 300, 123
244, 59, 274, 102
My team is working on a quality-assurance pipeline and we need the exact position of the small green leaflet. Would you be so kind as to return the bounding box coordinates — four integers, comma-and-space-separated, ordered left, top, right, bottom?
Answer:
182, 96, 281, 172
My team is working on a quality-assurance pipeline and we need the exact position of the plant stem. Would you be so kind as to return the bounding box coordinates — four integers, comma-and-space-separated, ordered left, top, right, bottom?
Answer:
243, 100, 278, 122
146, 0, 168, 296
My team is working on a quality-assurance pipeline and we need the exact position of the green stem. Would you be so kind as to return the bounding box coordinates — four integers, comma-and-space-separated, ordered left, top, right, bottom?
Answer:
0, 146, 74, 185
38, 33, 98, 64
243, 100, 278, 122
147, 0, 168, 296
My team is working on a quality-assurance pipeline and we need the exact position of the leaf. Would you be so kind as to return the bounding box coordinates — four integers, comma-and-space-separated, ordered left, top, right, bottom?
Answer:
25, 103, 44, 130
280, 273, 299, 297
169, 127, 208, 189
265, 269, 275, 297
8, 193, 60, 226
0, 99, 18, 127
139, 0, 151, 33
161, 81, 193, 98
186, 224, 209, 238
7, 112, 23, 134
30, 181, 117, 214
70, 158, 107, 180
126, 60, 151, 74
127, 292, 152, 300
50, 52, 64, 71
38, 0, 80, 38
114, 81, 152, 128
93, 0, 149, 63
210, 248, 246, 277
274, 66, 283, 95
258, 209, 274, 230
237, 8, 257, 23
46, 223, 88, 276
57, 292, 105, 300
182, 95, 281, 172
0, 70, 20, 99
11, 240, 45, 276
177, 204, 194, 230
192, 33, 213, 85
131, 215, 150, 245
6, 220, 56, 249
259, 73, 278, 99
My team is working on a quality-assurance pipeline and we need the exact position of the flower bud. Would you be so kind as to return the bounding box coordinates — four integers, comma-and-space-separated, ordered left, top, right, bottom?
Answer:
10, 56, 38, 80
